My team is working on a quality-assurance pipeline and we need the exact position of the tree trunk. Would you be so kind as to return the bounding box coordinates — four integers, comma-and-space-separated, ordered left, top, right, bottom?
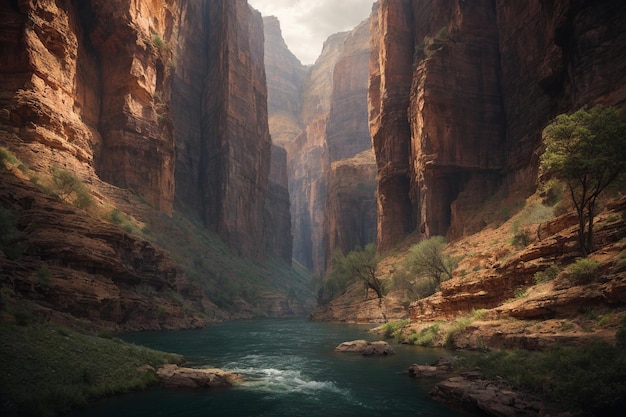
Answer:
586, 202, 595, 254
577, 205, 588, 257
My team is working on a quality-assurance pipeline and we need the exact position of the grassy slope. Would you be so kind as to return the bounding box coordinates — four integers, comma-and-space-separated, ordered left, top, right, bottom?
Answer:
0, 320, 183, 416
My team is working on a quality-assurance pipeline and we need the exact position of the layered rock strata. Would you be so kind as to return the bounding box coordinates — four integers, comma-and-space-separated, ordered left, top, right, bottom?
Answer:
1, 0, 283, 260
369, 0, 626, 249
0, 0, 297, 325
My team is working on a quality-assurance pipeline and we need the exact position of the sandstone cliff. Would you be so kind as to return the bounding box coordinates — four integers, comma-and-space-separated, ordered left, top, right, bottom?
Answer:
0, 0, 306, 327
1, 0, 285, 259
369, 0, 626, 249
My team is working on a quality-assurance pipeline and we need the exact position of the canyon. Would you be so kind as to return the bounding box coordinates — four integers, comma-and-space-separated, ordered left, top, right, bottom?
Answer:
263, 15, 377, 275
1, 1, 626, 415
1, 0, 625, 340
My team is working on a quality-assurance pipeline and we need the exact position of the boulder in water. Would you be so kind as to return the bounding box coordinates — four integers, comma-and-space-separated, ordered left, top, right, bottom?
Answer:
157, 364, 240, 388
334, 340, 396, 356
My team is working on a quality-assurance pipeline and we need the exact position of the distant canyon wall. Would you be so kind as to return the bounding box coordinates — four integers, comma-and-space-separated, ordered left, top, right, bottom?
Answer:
263, 16, 376, 274
370, 0, 626, 250
0, 0, 291, 261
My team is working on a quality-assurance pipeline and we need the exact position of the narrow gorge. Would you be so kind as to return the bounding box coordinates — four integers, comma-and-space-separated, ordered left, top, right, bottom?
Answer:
1, 0, 626, 415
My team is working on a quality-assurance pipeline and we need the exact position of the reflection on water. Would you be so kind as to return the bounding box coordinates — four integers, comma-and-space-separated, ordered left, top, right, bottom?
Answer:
67, 319, 474, 417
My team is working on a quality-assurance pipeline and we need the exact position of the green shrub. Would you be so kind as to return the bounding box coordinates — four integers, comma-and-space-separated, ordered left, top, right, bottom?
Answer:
50, 168, 94, 209
534, 264, 560, 284
382, 320, 409, 339
568, 258, 600, 283
457, 342, 626, 413
0, 146, 18, 167
510, 228, 531, 248
408, 323, 440, 347
402, 236, 457, 297
0, 206, 26, 260
151, 32, 170, 52
108, 208, 124, 224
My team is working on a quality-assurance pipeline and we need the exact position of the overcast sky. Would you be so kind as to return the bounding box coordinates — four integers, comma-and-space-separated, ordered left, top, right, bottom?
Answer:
248, 0, 375, 65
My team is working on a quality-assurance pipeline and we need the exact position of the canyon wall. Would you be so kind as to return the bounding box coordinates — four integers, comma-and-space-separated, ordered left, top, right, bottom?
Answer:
370, 0, 626, 250
264, 15, 376, 274
176, 0, 273, 259
0, 0, 299, 325
1, 0, 285, 259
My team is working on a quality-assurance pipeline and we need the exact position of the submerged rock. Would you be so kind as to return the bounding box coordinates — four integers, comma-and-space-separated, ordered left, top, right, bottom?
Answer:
157, 364, 240, 389
334, 340, 396, 356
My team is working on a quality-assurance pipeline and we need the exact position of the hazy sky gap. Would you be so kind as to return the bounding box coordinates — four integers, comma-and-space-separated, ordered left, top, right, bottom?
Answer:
248, 0, 374, 65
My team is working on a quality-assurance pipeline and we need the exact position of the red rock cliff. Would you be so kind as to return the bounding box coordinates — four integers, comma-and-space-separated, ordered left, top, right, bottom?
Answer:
369, 0, 626, 249
1, 0, 278, 259
194, 0, 272, 258
0, 0, 298, 326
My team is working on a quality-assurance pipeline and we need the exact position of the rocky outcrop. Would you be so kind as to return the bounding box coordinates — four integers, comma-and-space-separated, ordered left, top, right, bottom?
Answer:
0, 170, 214, 331
369, 0, 626, 249
409, 201, 626, 322
408, 358, 572, 416
334, 340, 396, 356
157, 364, 239, 388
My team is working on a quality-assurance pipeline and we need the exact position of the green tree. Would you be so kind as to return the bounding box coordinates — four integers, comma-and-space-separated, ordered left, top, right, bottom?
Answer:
403, 236, 456, 297
541, 105, 626, 256
325, 244, 385, 301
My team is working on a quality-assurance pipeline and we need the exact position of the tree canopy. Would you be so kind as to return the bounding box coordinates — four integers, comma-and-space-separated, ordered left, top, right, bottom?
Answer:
541, 105, 626, 256
322, 244, 385, 303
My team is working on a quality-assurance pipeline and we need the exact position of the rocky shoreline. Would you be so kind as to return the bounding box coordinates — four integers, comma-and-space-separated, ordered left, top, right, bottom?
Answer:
408, 357, 572, 417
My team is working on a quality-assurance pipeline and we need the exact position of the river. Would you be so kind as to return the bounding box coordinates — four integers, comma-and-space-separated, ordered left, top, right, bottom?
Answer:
68, 319, 473, 417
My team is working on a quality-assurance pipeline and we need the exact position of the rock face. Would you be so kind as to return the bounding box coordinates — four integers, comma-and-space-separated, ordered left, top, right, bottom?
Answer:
265, 145, 293, 263
262, 16, 306, 147
324, 150, 377, 265
1, 0, 284, 260
175, 0, 272, 259
0, 0, 298, 326
264, 15, 376, 274
369, 0, 626, 249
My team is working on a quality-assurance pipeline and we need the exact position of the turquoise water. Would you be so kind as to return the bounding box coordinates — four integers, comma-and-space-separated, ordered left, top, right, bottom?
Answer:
68, 319, 473, 417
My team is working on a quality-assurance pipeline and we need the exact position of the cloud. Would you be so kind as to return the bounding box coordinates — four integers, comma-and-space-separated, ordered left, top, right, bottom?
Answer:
248, 0, 374, 65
